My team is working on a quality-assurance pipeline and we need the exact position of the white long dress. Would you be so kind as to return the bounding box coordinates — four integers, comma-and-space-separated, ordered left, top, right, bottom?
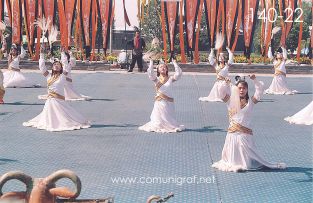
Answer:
38, 52, 91, 101
3, 47, 40, 88
284, 101, 313, 125
23, 54, 91, 131
199, 48, 232, 102
264, 47, 297, 95
139, 61, 184, 133
212, 79, 286, 172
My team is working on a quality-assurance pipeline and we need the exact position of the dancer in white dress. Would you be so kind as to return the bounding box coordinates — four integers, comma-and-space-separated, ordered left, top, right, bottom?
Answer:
23, 49, 90, 131
38, 50, 91, 101
3, 44, 40, 88
284, 101, 313, 125
212, 75, 286, 172
139, 59, 184, 133
0, 70, 4, 104
199, 47, 233, 102
0, 34, 8, 59
264, 46, 297, 95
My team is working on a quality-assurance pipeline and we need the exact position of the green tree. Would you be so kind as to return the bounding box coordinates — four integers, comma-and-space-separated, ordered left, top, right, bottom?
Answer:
141, 0, 162, 45
252, 1, 312, 55
286, 1, 312, 53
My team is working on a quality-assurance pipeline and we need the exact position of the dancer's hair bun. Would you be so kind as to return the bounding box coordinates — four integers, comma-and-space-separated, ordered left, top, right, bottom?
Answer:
235, 75, 245, 85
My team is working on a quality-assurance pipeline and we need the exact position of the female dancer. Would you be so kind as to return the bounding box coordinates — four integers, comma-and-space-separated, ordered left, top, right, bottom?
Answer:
284, 101, 313, 125
3, 44, 40, 88
199, 47, 233, 102
0, 34, 7, 59
23, 48, 90, 131
264, 46, 297, 95
38, 49, 91, 101
212, 75, 286, 172
139, 59, 184, 133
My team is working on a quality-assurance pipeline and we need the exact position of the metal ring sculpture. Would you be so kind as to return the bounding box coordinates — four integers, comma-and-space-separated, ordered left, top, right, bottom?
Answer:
0, 169, 81, 203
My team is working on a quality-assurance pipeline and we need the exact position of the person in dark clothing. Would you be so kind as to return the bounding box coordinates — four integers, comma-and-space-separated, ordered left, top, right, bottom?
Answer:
127, 31, 146, 72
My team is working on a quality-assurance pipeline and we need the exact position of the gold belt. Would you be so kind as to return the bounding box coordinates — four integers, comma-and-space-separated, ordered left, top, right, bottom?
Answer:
48, 91, 65, 100
8, 67, 20, 72
155, 92, 174, 102
217, 75, 226, 81
274, 70, 286, 77
228, 122, 253, 135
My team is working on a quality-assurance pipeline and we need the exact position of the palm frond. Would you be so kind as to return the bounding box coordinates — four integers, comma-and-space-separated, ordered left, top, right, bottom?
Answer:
215, 32, 224, 50
48, 25, 58, 46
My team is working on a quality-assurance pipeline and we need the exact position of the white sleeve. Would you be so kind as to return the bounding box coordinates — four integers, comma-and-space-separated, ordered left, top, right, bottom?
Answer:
147, 60, 157, 82
252, 79, 264, 103
19, 46, 26, 59
172, 61, 182, 81
39, 54, 49, 76
209, 48, 215, 66
70, 55, 76, 68
268, 46, 274, 60
61, 52, 67, 62
226, 47, 234, 65
221, 82, 231, 103
282, 47, 287, 60
61, 52, 70, 73
63, 62, 70, 74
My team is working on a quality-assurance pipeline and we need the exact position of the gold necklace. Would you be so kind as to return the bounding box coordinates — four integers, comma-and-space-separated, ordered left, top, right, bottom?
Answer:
240, 98, 248, 109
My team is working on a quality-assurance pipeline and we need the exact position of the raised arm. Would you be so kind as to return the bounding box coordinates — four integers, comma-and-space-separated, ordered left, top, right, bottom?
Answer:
226, 47, 234, 66
209, 48, 216, 67
172, 60, 182, 82
1, 39, 6, 52
8, 52, 13, 63
69, 51, 76, 68
19, 46, 26, 59
61, 52, 70, 75
282, 46, 287, 61
250, 75, 264, 104
268, 46, 274, 61
39, 53, 49, 77
221, 79, 231, 103
147, 60, 157, 82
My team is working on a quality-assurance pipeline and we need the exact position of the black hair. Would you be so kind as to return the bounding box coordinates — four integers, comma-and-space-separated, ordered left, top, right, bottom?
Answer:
156, 64, 169, 77
52, 61, 63, 75
217, 61, 226, 66
10, 45, 19, 55
217, 52, 228, 65
235, 76, 249, 100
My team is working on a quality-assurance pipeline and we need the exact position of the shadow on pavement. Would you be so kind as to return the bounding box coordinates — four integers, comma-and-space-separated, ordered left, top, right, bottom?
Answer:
91, 124, 139, 128
252, 166, 312, 182
4, 102, 44, 106
90, 98, 116, 101
259, 99, 275, 102
185, 126, 226, 133
0, 158, 18, 165
296, 92, 313, 95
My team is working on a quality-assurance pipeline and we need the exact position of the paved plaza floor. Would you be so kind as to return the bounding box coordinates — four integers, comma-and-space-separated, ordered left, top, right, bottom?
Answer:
0, 70, 312, 202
